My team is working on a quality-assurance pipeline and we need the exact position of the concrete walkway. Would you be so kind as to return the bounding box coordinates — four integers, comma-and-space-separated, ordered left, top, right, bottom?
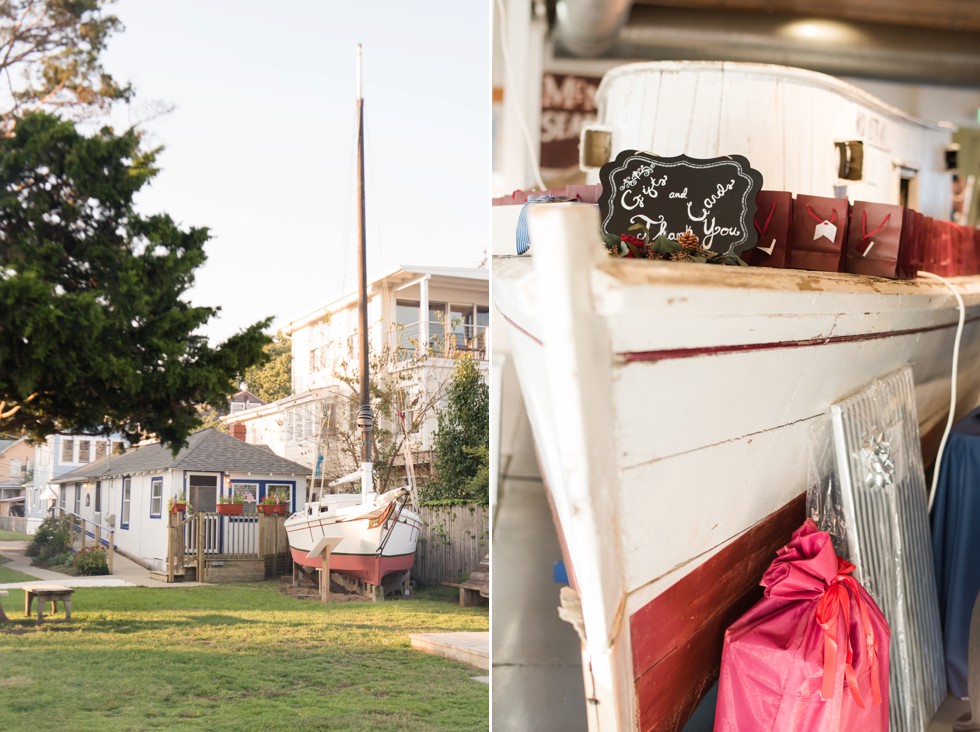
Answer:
0, 540, 202, 589
492, 407, 588, 731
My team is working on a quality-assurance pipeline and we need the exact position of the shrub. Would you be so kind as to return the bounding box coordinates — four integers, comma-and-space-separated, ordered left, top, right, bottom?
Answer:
423, 357, 489, 504
27, 515, 72, 565
73, 547, 109, 575
45, 552, 74, 569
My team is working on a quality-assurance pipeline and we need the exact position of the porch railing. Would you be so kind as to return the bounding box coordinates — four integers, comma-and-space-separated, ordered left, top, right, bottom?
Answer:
167, 510, 289, 583
393, 323, 488, 361
57, 507, 115, 574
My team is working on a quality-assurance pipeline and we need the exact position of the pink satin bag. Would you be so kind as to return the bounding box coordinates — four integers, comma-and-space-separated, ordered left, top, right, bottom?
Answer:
714, 519, 890, 731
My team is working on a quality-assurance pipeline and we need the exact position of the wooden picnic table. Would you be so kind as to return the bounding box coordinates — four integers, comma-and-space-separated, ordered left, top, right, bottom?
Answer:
24, 584, 74, 622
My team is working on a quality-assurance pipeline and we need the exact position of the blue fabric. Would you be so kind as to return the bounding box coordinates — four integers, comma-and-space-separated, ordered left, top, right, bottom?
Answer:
931, 405, 980, 698
514, 195, 576, 255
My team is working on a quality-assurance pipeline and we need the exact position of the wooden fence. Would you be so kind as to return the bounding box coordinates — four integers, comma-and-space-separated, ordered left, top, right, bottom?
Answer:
0, 516, 28, 534
413, 504, 489, 587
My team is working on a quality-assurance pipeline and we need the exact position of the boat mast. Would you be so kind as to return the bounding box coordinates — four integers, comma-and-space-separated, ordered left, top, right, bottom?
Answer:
355, 43, 373, 500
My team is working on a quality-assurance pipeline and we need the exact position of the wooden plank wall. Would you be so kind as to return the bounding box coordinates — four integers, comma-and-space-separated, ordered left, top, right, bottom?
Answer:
258, 514, 291, 577
413, 504, 489, 587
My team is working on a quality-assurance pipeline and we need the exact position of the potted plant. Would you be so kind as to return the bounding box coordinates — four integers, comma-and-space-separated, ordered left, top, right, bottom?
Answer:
259, 491, 289, 516
168, 493, 189, 514
216, 495, 245, 515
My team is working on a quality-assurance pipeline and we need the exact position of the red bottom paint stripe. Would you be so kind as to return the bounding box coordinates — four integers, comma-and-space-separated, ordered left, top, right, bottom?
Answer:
622, 314, 980, 364
290, 547, 415, 586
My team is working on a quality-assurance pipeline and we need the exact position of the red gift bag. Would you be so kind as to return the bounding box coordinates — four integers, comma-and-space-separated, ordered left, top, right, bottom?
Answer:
845, 201, 912, 279
931, 219, 954, 276
953, 223, 975, 276
789, 194, 850, 272
743, 190, 793, 268
715, 519, 889, 732
901, 208, 922, 279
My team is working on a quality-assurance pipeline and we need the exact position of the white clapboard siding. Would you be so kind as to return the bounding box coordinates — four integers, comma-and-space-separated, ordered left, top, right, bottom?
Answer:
591, 62, 952, 218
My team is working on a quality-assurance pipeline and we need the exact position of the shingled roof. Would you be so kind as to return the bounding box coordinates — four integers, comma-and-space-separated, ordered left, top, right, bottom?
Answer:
52, 429, 310, 483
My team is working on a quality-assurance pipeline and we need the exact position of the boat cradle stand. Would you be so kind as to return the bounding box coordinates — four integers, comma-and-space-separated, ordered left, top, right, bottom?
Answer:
291, 558, 411, 603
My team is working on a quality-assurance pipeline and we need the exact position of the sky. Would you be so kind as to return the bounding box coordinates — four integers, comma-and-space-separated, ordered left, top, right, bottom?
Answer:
100, 0, 490, 343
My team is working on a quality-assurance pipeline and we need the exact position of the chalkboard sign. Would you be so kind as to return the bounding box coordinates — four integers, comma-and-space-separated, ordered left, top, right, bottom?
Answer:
598, 151, 764, 255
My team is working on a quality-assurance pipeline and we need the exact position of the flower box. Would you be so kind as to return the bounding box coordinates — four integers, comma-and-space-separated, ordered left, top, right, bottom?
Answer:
216, 503, 244, 516
170, 502, 187, 514
258, 504, 289, 516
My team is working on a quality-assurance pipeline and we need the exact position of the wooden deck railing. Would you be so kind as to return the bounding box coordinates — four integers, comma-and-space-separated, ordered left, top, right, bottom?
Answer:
167, 511, 289, 583
57, 508, 115, 574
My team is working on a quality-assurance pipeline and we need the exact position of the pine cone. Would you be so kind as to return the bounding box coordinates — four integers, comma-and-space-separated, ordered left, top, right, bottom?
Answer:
677, 230, 699, 250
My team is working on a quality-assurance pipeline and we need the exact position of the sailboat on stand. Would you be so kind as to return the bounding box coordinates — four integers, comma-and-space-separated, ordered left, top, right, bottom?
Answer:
284, 45, 422, 596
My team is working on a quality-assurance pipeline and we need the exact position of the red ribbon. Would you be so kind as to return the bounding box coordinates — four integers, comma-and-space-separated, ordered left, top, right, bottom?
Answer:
806, 204, 838, 225
861, 210, 891, 241
754, 200, 776, 235
814, 560, 882, 708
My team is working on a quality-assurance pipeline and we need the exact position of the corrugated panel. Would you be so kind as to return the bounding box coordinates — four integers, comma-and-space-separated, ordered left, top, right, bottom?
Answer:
829, 365, 946, 732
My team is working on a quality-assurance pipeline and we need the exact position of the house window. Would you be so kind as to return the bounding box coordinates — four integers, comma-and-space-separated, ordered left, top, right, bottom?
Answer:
10, 458, 20, 479
121, 477, 131, 529
188, 474, 218, 513
396, 300, 421, 356
61, 438, 74, 463
95, 442, 108, 460
73, 484, 81, 515
323, 400, 339, 435
232, 482, 258, 515
448, 304, 469, 351
265, 483, 292, 510
78, 440, 91, 463
150, 477, 162, 518
59, 487, 66, 510
472, 306, 489, 357
95, 481, 102, 514
428, 302, 447, 355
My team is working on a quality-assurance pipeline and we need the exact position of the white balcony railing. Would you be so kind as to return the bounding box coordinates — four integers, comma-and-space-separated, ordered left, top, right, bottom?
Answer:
394, 322, 488, 361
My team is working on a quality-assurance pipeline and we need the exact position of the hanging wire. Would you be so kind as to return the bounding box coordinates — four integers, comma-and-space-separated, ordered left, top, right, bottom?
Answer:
917, 270, 966, 512
494, 0, 547, 192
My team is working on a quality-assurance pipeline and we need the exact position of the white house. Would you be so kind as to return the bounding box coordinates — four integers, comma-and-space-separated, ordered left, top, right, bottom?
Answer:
51, 428, 310, 571
21, 433, 125, 532
224, 264, 490, 486
0, 438, 33, 519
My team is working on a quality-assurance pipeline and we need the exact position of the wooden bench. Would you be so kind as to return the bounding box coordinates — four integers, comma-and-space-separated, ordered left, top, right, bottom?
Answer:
443, 555, 489, 607
24, 584, 74, 623
0, 589, 7, 622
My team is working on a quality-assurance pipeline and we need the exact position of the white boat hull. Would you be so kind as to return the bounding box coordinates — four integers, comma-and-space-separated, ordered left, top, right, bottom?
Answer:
284, 494, 422, 587
494, 203, 980, 730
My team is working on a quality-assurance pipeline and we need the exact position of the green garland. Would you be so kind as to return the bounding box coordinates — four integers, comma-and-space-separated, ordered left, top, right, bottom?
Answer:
603, 225, 747, 266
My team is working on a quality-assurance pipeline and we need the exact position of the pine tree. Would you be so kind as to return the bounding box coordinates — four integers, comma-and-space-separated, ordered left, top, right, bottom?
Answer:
0, 112, 270, 449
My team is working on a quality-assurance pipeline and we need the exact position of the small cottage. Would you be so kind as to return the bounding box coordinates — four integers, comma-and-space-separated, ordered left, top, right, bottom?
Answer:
0, 438, 32, 521
51, 428, 310, 571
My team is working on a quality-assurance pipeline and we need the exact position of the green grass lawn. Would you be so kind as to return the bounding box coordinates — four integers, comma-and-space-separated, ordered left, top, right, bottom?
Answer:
0, 529, 28, 541
0, 583, 489, 731
0, 554, 38, 584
